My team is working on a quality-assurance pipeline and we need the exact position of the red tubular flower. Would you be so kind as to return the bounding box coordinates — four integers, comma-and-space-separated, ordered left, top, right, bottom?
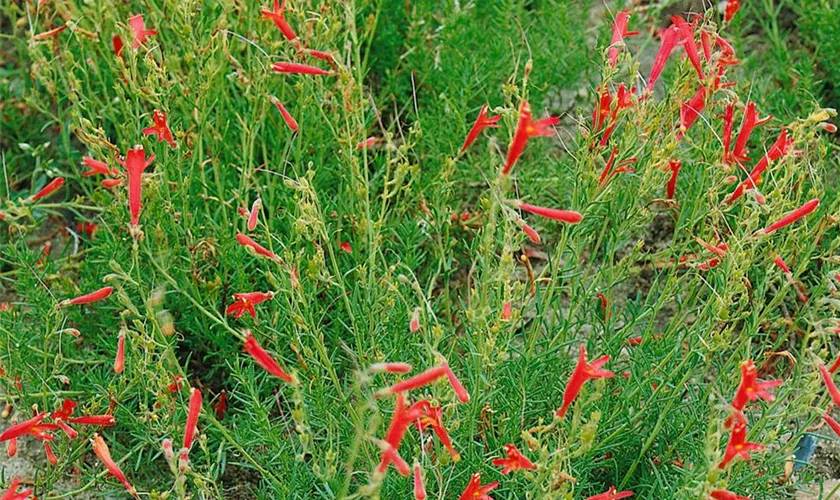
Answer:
235, 233, 279, 260
379, 366, 448, 395
666, 160, 682, 199
413, 462, 426, 500
555, 346, 615, 418
271, 98, 299, 132
823, 412, 840, 439
491, 443, 537, 474
415, 402, 460, 461
597, 85, 634, 147
457, 473, 498, 500
247, 198, 262, 231
503, 100, 559, 175
112, 36, 124, 58
0, 413, 50, 442
376, 393, 426, 474
182, 388, 202, 463
443, 364, 470, 403
409, 308, 421, 333
369, 362, 413, 374
599, 147, 637, 186
29, 177, 65, 202
731, 102, 772, 164
272, 62, 330, 76
1, 477, 35, 500
142, 110, 176, 148
829, 354, 840, 374
646, 25, 681, 92
260, 0, 297, 41
820, 364, 840, 406
306, 49, 334, 64
114, 334, 125, 374
556, 345, 614, 418
678, 85, 708, 139
128, 14, 157, 50
608, 10, 639, 67
116, 146, 155, 227
243, 331, 296, 384
101, 178, 122, 189
44, 441, 57, 465
585, 486, 634, 500
357, 137, 379, 150
373, 438, 411, 476
773, 255, 791, 274
724, 0, 741, 23
501, 301, 512, 320
7, 438, 16, 457
53, 399, 78, 439
59, 286, 114, 307
592, 87, 612, 136
515, 201, 582, 224
521, 222, 541, 244
226, 291, 274, 319
91, 434, 137, 497
725, 130, 793, 204
460, 104, 502, 153
82, 157, 115, 177
339, 242, 352, 253
762, 199, 819, 234
718, 418, 763, 468
673, 16, 704, 79
67, 415, 116, 426
731, 360, 782, 411
711, 489, 751, 500
212, 390, 228, 419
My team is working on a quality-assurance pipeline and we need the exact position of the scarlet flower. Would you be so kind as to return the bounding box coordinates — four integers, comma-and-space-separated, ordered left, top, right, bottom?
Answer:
711, 490, 751, 500
413, 462, 426, 500
599, 147, 637, 186
415, 402, 459, 461
724, 0, 741, 23
820, 364, 840, 406
29, 177, 65, 202
460, 104, 501, 153
762, 199, 819, 234
823, 412, 840, 439
731, 102, 772, 165
501, 301, 512, 320
514, 201, 582, 224
247, 198, 262, 231
114, 333, 126, 374
379, 366, 447, 395
585, 486, 634, 500
226, 291, 274, 319
608, 10, 639, 67
44, 441, 57, 465
521, 222, 541, 244
592, 84, 634, 147
731, 360, 782, 411
1, 477, 34, 500
91, 434, 137, 497
67, 415, 116, 426
356, 137, 379, 150
596, 293, 610, 321
666, 160, 682, 199
773, 255, 791, 274
272, 62, 330, 76
271, 98, 299, 132
260, 0, 297, 41
82, 158, 114, 177
306, 49, 334, 64
116, 146, 155, 227
53, 399, 79, 439
7, 438, 16, 458
0, 413, 52, 442
142, 110, 176, 148
372, 438, 410, 476
443, 364, 470, 403
212, 390, 228, 419
503, 100, 559, 175
646, 24, 681, 92
243, 331, 296, 384
180, 387, 202, 468
112, 36, 124, 58
376, 393, 425, 474
718, 418, 763, 469
369, 362, 413, 374
59, 286, 114, 307
128, 14, 157, 50
491, 443, 536, 474
340, 242, 352, 253
725, 130, 793, 204
409, 307, 421, 333
721, 103, 735, 164
236, 233, 279, 260
102, 178, 122, 189
671, 16, 704, 80
457, 473, 498, 500
556, 345, 614, 418
678, 85, 708, 139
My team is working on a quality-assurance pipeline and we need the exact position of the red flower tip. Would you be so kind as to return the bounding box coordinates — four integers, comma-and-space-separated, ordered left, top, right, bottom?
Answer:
114, 334, 126, 374
724, 0, 741, 23
247, 198, 262, 231
182, 388, 202, 456
243, 331, 297, 384
101, 178, 123, 189
29, 177, 65, 202
128, 14, 157, 50
226, 291, 274, 319
60, 286, 114, 307
272, 61, 330, 76
235, 233, 279, 260
556, 345, 614, 418
608, 10, 639, 67
92, 434, 137, 497
112, 35, 124, 58
773, 255, 792, 275
409, 307, 421, 333
459, 104, 502, 153
67, 415, 117, 427
260, 0, 297, 41
491, 443, 537, 474
142, 109, 176, 148
515, 201, 582, 224
666, 159, 682, 199
711, 489, 751, 500
585, 486, 634, 500
521, 222, 541, 244
339, 241, 352, 254
0, 477, 34, 500
501, 301, 512, 321
457, 473, 498, 500
819, 364, 840, 406
718, 417, 763, 469
369, 362, 413, 374
503, 100, 558, 174
730, 359, 781, 411
413, 462, 427, 500
356, 136, 380, 150
82, 157, 115, 177
762, 199, 819, 234
271, 97, 299, 132
116, 145, 155, 227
